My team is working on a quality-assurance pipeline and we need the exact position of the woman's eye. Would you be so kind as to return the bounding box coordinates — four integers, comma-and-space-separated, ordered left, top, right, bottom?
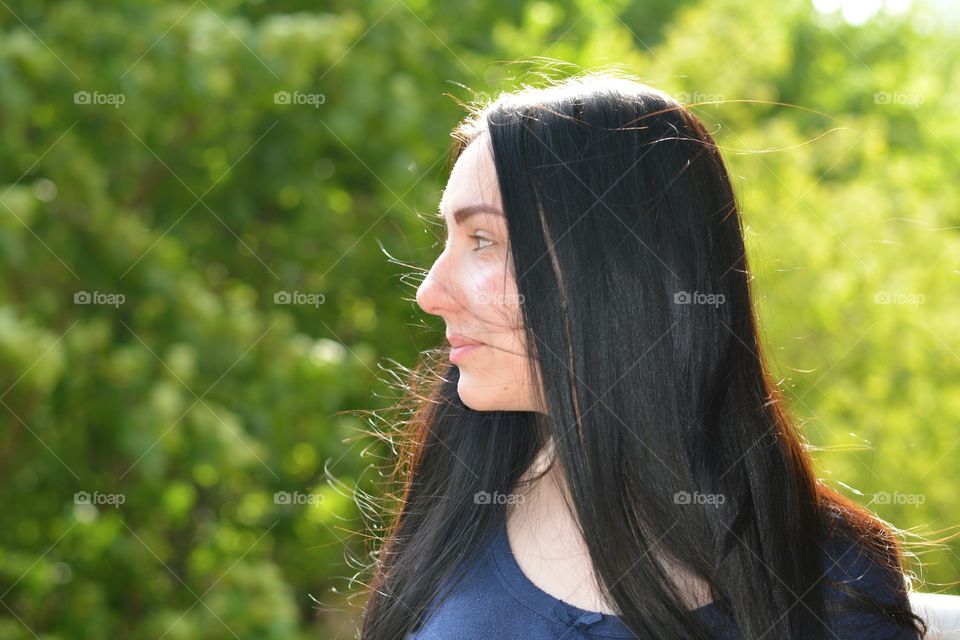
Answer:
470, 235, 494, 251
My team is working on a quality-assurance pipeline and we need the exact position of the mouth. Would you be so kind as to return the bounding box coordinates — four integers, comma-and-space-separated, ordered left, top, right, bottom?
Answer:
450, 343, 483, 363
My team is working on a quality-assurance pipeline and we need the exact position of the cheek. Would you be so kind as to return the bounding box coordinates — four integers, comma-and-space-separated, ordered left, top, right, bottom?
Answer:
467, 267, 528, 364
464, 264, 515, 324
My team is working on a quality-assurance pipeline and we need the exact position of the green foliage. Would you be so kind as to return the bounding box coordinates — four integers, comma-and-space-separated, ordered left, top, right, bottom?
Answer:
1, 0, 957, 637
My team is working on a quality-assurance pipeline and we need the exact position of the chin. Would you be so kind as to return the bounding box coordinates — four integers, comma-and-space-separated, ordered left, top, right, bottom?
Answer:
457, 375, 500, 412
456, 378, 487, 411
457, 376, 525, 413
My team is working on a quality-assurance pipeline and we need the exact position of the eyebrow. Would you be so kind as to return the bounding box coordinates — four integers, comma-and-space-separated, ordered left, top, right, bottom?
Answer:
439, 203, 505, 226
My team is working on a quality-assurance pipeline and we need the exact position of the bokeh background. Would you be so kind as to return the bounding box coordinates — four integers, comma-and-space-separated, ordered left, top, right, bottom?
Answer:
1, 0, 959, 638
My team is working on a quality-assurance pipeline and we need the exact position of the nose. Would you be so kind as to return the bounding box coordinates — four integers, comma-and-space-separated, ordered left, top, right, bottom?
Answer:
416, 258, 452, 317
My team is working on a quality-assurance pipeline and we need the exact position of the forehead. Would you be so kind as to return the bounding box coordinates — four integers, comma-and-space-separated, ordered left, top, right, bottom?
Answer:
438, 137, 502, 218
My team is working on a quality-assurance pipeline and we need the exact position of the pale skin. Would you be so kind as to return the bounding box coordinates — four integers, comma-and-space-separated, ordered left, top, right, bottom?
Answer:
415, 133, 713, 615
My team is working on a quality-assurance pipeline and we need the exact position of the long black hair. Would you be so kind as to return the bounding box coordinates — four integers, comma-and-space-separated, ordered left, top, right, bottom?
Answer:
355, 71, 928, 640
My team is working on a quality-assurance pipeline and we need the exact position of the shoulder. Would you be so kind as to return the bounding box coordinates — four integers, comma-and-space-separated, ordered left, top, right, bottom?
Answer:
819, 525, 920, 639
821, 520, 908, 602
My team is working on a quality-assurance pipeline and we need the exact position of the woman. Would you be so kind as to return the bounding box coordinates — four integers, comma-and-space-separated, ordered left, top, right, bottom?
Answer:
358, 71, 927, 639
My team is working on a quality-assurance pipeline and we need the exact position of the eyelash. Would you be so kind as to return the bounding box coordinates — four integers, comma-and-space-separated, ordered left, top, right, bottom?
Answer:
469, 234, 494, 251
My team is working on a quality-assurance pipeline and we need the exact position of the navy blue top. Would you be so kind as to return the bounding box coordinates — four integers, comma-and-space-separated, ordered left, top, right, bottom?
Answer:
407, 516, 917, 639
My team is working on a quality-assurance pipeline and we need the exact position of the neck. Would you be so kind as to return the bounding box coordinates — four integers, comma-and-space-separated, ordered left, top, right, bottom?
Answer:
506, 438, 716, 612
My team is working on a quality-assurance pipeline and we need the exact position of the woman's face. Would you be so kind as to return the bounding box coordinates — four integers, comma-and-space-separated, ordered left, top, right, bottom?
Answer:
416, 135, 543, 413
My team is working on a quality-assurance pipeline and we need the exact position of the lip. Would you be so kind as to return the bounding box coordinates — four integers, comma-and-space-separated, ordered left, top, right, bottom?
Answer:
446, 334, 484, 363
450, 343, 483, 363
